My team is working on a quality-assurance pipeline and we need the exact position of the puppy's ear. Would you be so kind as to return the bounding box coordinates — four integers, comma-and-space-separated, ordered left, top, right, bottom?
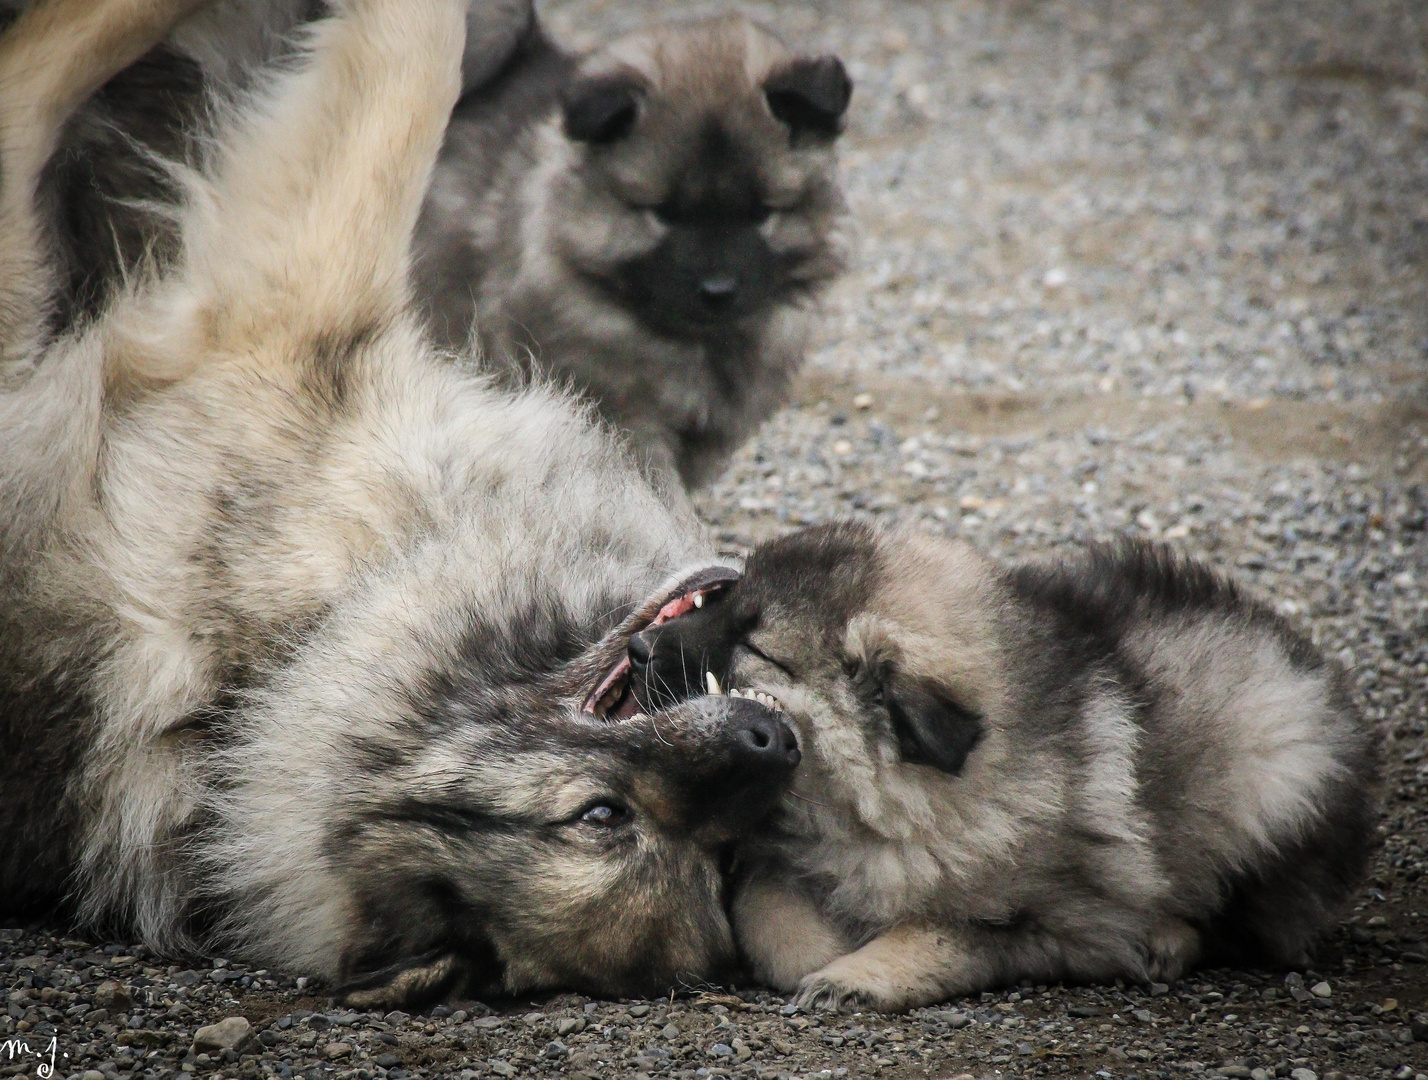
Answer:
562, 72, 645, 144
763, 56, 852, 139
461, 0, 535, 96
884, 672, 983, 776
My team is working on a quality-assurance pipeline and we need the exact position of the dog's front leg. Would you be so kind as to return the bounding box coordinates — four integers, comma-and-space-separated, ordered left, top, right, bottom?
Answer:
0, 0, 206, 373
733, 871, 852, 992
141, 0, 467, 386
793, 917, 1161, 1013
793, 922, 988, 1013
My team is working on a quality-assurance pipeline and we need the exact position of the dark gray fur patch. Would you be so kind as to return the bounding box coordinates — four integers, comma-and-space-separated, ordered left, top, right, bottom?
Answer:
39, 43, 206, 335
0, 658, 95, 916
1007, 540, 1380, 965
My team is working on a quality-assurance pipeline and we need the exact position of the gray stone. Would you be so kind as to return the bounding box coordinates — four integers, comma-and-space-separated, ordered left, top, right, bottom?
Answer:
91, 981, 130, 1012
556, 1016, 585, 1036
191, 1016, 254, 1054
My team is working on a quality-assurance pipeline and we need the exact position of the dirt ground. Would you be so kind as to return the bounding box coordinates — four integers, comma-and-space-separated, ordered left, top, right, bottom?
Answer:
3, 0, 1427, 1079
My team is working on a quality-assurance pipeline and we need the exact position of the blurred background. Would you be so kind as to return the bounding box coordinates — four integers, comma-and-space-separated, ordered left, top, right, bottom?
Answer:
543, 0, 1428, 637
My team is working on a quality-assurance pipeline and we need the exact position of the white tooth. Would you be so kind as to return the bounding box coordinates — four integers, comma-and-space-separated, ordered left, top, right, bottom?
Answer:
706, 671, 722, 696
693, 592, 704, 609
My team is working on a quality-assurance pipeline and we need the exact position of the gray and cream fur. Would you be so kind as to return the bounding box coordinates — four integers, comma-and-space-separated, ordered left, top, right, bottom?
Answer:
0, 0, 797, 1006
631, 523, 1381, 1010
414, 11, 852, 489
19, 1, 851, 492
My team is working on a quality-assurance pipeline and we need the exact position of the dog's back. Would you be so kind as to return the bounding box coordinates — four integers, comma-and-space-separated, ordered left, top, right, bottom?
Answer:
1007, 541, 1380, 966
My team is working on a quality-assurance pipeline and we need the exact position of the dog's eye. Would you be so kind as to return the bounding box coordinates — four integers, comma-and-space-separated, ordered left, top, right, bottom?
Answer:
742, 638, 793, 677
579, 803, 630, 827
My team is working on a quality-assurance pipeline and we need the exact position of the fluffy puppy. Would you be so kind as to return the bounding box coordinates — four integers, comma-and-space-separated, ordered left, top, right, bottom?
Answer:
13, 2, 847, 490
415, 11, 852, 489
0, 0, 796, 1006
628, 523, 1381, 1010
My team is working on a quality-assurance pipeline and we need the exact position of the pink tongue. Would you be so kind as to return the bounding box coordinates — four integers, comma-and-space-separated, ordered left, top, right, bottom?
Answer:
654, 592, 699, 623
582, 586, 716, 715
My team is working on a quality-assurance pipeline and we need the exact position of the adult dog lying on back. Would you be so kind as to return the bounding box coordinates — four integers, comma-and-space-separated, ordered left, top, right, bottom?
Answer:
0, 0, 797, 1006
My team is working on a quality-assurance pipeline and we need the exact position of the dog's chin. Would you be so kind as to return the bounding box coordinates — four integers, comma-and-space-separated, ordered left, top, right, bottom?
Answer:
582, 565, 740, 720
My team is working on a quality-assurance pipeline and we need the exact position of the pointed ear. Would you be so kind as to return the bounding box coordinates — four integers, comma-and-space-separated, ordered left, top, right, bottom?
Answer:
884, 673, 983, 775
562, 72, 645, 144
460, 0, 536, 96
763, 55, 852, 139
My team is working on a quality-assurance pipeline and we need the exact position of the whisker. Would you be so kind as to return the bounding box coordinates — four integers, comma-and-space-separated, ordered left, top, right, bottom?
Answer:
786, 790, 832, 809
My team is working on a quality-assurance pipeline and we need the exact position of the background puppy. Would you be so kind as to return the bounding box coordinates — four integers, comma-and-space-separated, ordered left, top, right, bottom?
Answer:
0, 0, 796, 1006
15, 1, 849, 491
631, 523, 1381, 1010
415, 11, 852, 489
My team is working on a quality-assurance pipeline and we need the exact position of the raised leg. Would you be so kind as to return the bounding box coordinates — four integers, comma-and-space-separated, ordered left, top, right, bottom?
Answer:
153, 0, 467, 385
0, 0, 207, 558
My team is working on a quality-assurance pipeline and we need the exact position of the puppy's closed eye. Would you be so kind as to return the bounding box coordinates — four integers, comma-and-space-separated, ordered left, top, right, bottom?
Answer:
882, 674, 983, 776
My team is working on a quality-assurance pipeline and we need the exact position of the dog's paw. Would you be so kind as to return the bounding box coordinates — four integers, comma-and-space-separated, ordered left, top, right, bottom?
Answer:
341, 953, 463, 1011
794, 970, 872, 1013
794, 958, 918, 1014
1143, 918, 1201, 984
792, 925, 958, 1013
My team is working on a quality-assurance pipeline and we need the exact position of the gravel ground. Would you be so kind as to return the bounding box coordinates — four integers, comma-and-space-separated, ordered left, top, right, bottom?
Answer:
4, 0, 1428, 1078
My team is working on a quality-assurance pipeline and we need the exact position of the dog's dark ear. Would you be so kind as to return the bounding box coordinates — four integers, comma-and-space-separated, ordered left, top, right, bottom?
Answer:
562, 72, 644, 144
763, 56, 852, 139
884, 673, 983, 775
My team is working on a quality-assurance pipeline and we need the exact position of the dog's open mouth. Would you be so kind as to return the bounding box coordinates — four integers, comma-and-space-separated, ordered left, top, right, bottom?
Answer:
583, 566, 740, 719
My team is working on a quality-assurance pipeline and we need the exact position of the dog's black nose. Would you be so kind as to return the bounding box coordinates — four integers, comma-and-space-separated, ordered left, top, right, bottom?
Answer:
681, 696, 800, 841
731, 698, 800, 770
